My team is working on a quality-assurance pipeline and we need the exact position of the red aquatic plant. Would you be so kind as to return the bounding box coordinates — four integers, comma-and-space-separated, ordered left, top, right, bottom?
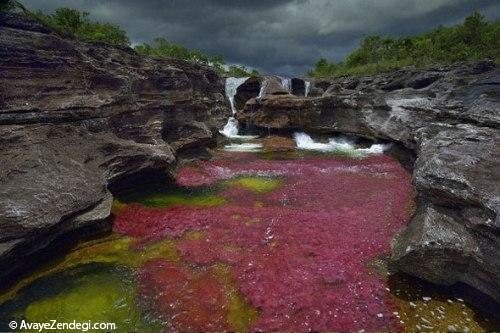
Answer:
114, 154, 412, 332
139, 259, 229, 332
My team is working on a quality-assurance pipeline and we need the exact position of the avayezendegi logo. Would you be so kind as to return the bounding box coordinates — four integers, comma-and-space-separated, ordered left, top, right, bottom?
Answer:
7, 319, 116, 332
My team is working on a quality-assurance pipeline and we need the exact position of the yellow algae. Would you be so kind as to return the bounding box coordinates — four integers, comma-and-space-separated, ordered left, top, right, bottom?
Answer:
182, 230, 205, 241
0, 235, 179, 305
110, 199, 127, 214
20, 266, 160, 333
254, 201, 264, 208
389, 273, 495, 332
212, 263, 259, 332
226, 176, 282, 193
136, 238, 180, 263
223, 243, 241, 253
245, 217, 261, 226
0, 235, 127, 305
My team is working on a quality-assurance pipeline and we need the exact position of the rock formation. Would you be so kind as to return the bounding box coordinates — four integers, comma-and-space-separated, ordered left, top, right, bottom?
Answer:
236, 62, 500, 304
0, 12, 230, 282
1, 8, 499, 309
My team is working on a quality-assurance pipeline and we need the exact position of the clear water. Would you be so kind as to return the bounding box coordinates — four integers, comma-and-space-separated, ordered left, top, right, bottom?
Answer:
0, 140, 497, 332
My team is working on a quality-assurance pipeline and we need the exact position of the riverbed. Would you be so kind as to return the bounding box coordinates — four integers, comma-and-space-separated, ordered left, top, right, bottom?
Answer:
0, 142, 497, 332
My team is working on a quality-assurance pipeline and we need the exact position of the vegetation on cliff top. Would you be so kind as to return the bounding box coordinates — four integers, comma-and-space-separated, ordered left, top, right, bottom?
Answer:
134, 38, 259, 77
0, 1, 257, 77
29, 7, 130, 46
309, 12, 500, 78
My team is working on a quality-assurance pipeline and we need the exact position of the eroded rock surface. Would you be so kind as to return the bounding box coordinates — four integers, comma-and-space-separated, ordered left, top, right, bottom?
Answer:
236, 62, 500, 303
0, 12, 230, 281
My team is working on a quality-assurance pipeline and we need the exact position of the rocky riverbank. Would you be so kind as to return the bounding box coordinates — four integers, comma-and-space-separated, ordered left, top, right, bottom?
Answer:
1, 10, 498, 310
235, 63, 500, 305
0, 12, 230, 283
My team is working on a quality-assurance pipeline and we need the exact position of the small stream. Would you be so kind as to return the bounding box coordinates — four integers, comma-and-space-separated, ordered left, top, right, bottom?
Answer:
0, 140, 497, 332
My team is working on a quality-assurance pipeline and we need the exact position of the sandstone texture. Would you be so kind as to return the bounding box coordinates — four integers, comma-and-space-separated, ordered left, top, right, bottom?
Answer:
0, 12, 230, 281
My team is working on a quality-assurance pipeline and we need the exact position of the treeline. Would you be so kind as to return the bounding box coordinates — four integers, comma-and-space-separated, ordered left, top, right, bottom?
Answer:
29, 7, 130, 46
1, 1, 257, 77
135, 38, 259, 77
309, 12, 500, 78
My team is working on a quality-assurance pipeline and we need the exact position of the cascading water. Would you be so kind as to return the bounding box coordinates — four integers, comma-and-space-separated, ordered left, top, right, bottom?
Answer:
257, 76, 291, 100
226, 77, 248, 114
304, 81, 311, 97
257, 79, 268, 99
280, 77, 292, 93
220, 77, 258, 141
220, 77, 260, 151
293, 132, 387, 155
220, 118, 240, 138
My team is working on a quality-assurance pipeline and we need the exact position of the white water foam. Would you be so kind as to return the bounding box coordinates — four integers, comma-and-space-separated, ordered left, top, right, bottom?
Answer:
226, 77, 248, 114
280, 77, 292, 93
293, 132, 387, 156
220, 77, 258, 140
304, 81, 311, 97
223, 143, 263, 152
257, 79, 268, 99
220, 118, 259, 140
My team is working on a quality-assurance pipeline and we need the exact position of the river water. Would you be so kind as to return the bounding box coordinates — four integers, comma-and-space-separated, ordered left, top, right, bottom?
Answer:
1, 140, 497, 332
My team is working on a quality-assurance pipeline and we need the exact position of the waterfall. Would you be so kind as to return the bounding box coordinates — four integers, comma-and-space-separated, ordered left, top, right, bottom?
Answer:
225, 77, 248, 114
280, 77, 292, 93
304, 81, 311, 97
220, 77, 259, 140
257, 79, 268, 99
220, 117, 240, 137
293, 132, 388, 155
258, 77, 290, 100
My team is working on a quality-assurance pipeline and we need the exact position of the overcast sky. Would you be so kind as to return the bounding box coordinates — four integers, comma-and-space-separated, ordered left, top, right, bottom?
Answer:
22, 0, 500, 75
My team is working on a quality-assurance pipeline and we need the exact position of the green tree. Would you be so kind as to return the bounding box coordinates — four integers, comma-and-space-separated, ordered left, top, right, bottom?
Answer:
309, 11, 499, 78
135, 37, 259, 77
29, 7, 129, 46
51, 8, 83, 34
0, 0, 16, 11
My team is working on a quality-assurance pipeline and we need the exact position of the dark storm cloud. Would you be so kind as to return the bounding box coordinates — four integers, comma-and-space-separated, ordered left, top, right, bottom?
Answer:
21, 0, 500, 75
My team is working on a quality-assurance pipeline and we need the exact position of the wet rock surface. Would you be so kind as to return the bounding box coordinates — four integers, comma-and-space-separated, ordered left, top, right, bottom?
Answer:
236, 62, 500, 304
0, 12, 230, 281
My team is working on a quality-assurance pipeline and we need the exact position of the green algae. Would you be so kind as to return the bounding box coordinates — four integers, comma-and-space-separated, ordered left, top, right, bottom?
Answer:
114, 181, 226, 208
226, 176, 282, 193
0, 235, 179, 305
212, 264, 259, 332
136, 193, 226, 207
2, 264, 161, 333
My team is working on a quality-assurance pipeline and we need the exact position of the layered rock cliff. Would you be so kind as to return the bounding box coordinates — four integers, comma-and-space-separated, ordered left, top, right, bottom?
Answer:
0, 12, 230, 281
236, 62, 500, 304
